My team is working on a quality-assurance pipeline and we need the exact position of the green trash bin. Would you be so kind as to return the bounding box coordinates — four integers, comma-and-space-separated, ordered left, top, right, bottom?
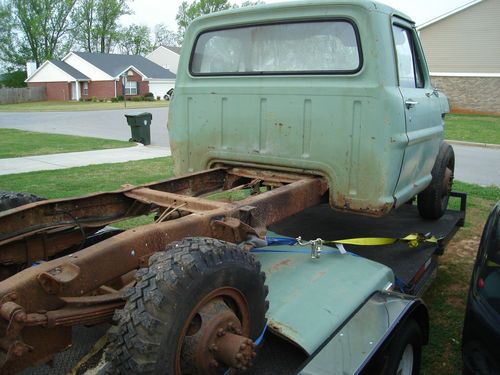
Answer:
125, 112, 152, 145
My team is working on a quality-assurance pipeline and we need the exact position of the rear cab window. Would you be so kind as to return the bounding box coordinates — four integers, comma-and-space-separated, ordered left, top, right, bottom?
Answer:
190, 20, 362, 75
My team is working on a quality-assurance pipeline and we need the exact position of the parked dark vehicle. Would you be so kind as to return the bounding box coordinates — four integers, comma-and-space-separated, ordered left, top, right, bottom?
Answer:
462, 201, 500, 375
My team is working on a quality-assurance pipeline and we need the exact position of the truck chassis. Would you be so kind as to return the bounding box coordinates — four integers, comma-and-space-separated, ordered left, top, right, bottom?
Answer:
0, 166, 328, 373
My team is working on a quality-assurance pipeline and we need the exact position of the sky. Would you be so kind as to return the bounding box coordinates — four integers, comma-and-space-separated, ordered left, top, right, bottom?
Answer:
121, 0, 476, 32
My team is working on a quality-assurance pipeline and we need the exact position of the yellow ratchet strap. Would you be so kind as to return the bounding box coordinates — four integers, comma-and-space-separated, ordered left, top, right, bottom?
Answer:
323, 233, 439, 248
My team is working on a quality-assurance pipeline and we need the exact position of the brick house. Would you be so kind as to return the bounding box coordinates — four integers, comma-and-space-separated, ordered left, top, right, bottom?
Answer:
26, 52, 176, 101
417, 0, 500, 113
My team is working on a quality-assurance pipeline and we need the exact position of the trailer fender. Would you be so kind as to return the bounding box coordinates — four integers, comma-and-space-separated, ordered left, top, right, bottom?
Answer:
360, 297, 430, 374
297, 292, 429, 375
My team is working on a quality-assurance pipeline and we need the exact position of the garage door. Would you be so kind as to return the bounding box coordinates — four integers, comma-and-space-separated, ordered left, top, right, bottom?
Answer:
149, 81, 175, 99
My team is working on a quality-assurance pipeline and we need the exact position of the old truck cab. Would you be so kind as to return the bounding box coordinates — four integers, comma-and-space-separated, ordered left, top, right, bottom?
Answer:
169, 0, 453, 219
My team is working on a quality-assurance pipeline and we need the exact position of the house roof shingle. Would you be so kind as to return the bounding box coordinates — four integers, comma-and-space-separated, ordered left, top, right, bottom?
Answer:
73, 52, 176, 79
50, 60, 89, 80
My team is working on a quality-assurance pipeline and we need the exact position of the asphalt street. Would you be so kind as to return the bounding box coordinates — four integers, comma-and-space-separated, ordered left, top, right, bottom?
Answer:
0, 107, 170, 147
0, 108, 499, 186
452, 144, 500, 187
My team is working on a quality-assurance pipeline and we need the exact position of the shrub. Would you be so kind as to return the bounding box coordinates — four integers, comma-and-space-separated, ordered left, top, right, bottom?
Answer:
156, 96, 161, 101
144, 92, 154, 99
91, 96, 98, 102
116, 95, 124, 101
111, 97, 118, 103
85, 98, 93, 102
132, 96, 143, 102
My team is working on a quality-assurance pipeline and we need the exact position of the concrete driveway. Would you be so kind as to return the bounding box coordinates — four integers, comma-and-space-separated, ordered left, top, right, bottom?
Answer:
0, 107, 170, 147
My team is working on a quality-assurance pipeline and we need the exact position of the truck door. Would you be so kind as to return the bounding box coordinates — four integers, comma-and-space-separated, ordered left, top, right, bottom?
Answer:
392, 20, 443, 204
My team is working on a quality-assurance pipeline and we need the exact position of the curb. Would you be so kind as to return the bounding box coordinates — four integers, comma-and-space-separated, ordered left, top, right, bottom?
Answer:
445, 140, 500, 149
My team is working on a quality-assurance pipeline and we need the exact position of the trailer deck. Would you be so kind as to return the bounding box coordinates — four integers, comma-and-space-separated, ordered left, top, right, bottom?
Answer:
271, 192, 466, 295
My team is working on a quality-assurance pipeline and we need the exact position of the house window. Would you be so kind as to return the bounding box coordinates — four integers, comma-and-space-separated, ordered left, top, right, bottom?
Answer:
125, 81, 138, 95
83, 82, 88, 96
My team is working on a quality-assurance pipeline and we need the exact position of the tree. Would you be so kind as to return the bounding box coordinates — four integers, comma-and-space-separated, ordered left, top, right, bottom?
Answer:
73, 0, 131, 53
153, 23, 180, 48
0, 0, 77, 68
0, 2, 21, 68
118, 24, 152, 55
176, 0, 231, 39
0, 69, 27, 87
72, 0, 96, 52
235, 0, 264, 7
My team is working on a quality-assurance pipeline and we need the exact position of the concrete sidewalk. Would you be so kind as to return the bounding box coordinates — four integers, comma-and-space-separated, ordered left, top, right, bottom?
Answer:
0, 144, 170, 176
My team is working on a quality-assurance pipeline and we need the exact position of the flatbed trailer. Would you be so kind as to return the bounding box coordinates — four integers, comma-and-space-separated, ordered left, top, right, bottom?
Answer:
0, 166, 465, 374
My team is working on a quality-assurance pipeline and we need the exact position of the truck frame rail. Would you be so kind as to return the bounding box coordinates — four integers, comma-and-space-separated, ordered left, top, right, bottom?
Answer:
0, 167, 328, 373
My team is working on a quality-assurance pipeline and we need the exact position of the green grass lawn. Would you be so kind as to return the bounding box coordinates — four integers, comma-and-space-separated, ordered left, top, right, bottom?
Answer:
0, 158, 498, 374
445, 113, 500, 145
0, 128, 132, 158
0, 157, 172, 197
0, 100, 168, 112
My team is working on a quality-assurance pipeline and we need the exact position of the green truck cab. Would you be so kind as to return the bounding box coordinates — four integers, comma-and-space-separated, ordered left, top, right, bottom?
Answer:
169, 0, 454, 219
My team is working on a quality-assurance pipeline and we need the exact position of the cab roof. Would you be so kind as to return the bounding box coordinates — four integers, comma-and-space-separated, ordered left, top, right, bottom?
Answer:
190, 0, 414, 28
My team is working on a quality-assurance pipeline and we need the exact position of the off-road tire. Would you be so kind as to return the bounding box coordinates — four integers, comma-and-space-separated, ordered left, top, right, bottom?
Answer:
105, 237, 268, 374
0, 191, 44, 212
382, 319, 423, 375
418, 142, 455, 219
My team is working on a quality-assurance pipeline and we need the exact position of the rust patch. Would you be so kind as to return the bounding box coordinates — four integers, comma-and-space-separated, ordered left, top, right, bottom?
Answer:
270, 259, 291, 272
311, 271, 326, 283
268, 319, 299, 338
332, 191, 393, 217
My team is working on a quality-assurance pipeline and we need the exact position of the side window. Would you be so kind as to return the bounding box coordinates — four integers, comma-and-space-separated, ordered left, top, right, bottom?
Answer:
392, 25, 424, 89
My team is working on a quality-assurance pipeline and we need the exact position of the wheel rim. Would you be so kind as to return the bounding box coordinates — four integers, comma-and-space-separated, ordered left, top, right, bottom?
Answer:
396, 344, 414, 375
175, 287, 254, 375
